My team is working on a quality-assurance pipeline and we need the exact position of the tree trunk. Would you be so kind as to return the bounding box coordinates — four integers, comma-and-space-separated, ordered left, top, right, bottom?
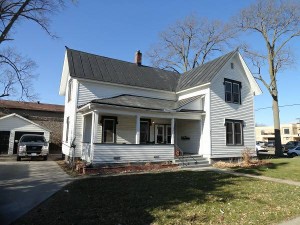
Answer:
272, 96, 283, 156
268, 48, 283, 157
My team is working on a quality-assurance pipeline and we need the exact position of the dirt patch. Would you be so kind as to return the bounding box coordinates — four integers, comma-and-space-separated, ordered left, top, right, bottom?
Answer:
55, 160, 82, 177
213, 159, 272, 169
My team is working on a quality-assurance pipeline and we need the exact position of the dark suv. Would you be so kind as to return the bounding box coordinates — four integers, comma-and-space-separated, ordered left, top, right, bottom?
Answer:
16, 134, 49, 161
284, 141, 300, 153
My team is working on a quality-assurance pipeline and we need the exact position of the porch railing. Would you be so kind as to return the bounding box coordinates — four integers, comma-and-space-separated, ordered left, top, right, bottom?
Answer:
82, 143, 91, 162
175, 145, 188, 166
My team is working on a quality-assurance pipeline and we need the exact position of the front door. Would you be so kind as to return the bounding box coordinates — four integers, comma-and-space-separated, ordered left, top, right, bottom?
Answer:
155, 125, 165, 144
140, 121, 150, 144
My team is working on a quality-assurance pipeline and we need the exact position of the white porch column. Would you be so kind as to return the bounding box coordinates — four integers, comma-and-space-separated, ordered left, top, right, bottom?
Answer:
171, 118, 175, 144
135, 115, 140, 144
90, 111, 99, 162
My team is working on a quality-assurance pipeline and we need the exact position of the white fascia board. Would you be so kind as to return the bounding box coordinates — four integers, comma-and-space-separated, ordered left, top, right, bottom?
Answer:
176, 83, 210, 94
59, 52, 70, 96
0, 113, 51, 132
78, 103, 204, 120
75, 77, 176, 96
178, 88, 209, 101
237, 52, 263, 96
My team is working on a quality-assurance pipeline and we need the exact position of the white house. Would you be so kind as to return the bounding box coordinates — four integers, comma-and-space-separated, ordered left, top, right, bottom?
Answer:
59, 48, 261, 165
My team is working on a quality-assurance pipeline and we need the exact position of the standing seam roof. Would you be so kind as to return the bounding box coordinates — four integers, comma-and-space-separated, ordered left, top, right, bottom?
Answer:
66, 48, 237, 93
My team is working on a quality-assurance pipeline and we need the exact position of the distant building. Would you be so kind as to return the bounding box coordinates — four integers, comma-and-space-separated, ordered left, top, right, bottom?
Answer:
0, 100, 64, 155
255, 124, 300, 144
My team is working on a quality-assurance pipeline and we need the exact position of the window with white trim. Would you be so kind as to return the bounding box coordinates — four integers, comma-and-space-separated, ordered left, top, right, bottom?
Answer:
66, 116, 70, 142
68, 79, 73, 102
225, 119, 243, 145
224, 78, 241, 104
101, 116, 117, 143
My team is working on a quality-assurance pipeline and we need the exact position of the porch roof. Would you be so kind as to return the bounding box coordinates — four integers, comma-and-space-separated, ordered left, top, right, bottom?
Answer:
80, 94, 204, 112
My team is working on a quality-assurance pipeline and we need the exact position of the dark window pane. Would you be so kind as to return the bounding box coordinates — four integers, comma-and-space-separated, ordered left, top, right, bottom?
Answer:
233, 83, 239, 93
225, 92, 232, 102
226, 122, 233, 133
234, 122, 241, 133
226, 133, 233, 145
225, 82, 232, 92
157, 135, 163, 143
226, 122, 234, 145
233, 93, 240, 103
167, 136, 171, 144
235, 134, 242, 145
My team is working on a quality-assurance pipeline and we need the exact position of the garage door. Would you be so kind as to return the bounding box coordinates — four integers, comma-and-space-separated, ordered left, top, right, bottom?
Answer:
0, 131, 10, 154
13, 131, 44, 154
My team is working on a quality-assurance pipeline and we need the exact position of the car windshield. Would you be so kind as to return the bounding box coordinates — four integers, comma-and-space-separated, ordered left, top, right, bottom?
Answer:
20, 136, 45, 143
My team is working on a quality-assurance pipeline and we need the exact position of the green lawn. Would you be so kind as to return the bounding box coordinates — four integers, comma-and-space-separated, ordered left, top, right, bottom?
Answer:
14, 171, 300, 225
234, 157, 300, 182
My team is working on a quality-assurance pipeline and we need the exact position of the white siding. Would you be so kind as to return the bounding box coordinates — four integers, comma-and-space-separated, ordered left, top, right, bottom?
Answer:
93, 144, 174, 163
77, 80, 176, 106
210, 54, 256, 157
176, 119, 201, 154
62, 78, 79, 156
94, 115, 139, 144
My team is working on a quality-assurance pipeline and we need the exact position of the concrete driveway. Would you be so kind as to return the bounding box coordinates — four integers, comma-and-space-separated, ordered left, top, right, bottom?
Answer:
0, 158, 72, 225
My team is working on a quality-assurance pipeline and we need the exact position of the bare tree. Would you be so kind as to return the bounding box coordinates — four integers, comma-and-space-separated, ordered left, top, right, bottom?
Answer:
236, 0, 300, 156
0, 0, 66, 99
147, 15, 236, 73
0, 47, 37, 99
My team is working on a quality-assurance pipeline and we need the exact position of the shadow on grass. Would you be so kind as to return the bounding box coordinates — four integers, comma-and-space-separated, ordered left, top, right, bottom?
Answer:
14, 171, 240, 225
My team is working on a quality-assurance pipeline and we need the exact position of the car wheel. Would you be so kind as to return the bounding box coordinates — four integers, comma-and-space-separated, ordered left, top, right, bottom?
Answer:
291, 153, 298, 157
17, 156, 21, 161
43, 156, 48, 161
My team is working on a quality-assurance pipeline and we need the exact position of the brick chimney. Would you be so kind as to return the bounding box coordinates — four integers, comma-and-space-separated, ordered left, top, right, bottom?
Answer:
135, 50, 142, 66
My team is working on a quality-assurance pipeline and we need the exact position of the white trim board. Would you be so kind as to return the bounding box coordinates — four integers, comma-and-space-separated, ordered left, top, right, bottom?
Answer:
0, 113, 51, 132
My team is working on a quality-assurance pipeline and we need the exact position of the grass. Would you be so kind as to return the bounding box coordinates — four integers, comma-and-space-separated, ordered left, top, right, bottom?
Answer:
233, 157, 300, 182
14, 170, 300, 225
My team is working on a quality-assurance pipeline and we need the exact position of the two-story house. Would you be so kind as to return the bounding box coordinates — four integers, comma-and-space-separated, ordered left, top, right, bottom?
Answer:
59, 48, 261, 165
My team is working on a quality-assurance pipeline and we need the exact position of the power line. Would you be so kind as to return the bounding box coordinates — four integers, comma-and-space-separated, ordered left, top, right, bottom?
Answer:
255, 103, 300, 111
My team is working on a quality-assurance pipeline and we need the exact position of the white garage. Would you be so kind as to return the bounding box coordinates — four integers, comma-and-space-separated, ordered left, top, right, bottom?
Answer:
0, 113, 50, 155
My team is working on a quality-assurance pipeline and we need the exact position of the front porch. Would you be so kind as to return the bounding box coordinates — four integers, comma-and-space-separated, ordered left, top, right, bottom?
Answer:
79, 105, 204, 164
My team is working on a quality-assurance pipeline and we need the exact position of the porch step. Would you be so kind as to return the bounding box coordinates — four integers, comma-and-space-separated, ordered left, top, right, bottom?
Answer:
175, 155, 210, 168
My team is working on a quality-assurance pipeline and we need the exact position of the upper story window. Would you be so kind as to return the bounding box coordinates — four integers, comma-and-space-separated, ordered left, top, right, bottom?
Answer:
68, 79, 73, 102
224, 78, 241, 104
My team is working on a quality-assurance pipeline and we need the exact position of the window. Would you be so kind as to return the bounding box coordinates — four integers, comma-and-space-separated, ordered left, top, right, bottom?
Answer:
166, 125, 171, 144
224, 78, 241, 104
66, 116, 69, 142
101, 116, 117, 143
68, 79, 72, 102
283, 128, 290, 135
225, 119, 243, 145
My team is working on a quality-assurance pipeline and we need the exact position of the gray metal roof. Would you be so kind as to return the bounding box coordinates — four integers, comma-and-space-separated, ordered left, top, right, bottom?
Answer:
176, 50, 237, 91
88, 94, 203, 112
67, 48, 180, 92
67, 48, 236, 92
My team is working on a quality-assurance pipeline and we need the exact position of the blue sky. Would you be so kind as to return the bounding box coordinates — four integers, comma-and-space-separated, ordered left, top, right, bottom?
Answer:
5, 0, 300, 126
